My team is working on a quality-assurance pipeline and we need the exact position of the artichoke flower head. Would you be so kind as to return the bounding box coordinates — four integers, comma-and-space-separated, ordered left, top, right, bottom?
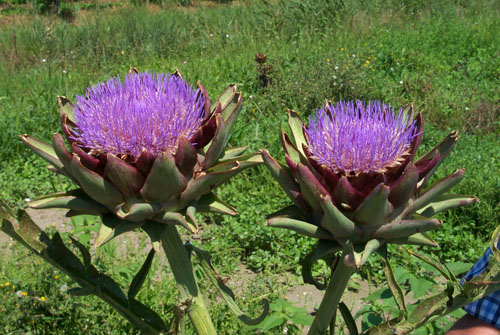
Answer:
262, 101, 478, 268
22, 69, 262, 247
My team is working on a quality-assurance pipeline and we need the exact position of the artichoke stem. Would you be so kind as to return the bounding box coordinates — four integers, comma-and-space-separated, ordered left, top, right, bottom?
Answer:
161, 225, 217, 335
308, 255, 356, 335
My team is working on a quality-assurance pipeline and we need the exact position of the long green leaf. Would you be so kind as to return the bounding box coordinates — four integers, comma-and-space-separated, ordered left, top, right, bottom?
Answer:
338, 302, 358, 335
128, 249, 155, 300
381, 256, 408, 316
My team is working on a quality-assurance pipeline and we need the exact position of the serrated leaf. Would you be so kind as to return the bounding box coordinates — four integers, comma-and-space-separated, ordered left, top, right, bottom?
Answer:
289, 312, 313, 326
446, 262, 474, 276
257, 313, 284, 332
408, 277, 433, 299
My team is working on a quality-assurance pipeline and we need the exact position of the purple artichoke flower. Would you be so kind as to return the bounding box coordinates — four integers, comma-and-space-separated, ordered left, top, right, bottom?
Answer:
21, 69, 261, 245
262, 101, 478, 268
69, 72, 207, 159
305, 101, 418, 174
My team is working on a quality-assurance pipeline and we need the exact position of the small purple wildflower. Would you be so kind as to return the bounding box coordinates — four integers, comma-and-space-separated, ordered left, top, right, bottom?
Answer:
70, 72, 205, 159
306, 101, 418, 173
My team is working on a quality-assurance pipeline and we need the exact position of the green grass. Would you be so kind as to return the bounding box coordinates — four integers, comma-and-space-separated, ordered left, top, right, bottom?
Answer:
0, 0, 499, 333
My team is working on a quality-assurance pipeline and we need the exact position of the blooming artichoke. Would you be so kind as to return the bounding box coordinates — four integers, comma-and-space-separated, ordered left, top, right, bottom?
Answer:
21, 69, 261, 244
262, 101, 478, 268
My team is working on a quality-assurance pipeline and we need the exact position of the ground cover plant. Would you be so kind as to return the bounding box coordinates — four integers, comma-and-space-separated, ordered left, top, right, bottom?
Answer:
0, 0, 499, 333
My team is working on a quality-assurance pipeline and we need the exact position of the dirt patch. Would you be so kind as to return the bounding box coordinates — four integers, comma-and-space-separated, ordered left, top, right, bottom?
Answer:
463, 101, 500, 134
286, 278, 372, 333
0, 207, 71, 245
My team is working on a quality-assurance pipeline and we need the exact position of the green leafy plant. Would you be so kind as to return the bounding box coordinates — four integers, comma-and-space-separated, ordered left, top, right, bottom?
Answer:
247, 298, 313, 334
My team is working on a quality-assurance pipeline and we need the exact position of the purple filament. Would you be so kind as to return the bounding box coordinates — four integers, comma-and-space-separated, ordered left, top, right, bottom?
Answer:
70, 72, 205, 158
306, 101, 418, 173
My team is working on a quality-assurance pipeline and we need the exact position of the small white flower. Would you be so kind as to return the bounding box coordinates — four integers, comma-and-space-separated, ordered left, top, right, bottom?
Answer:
183, 61, 187, 64
42, 58, 46, 63
334, 65, 339, 70
352, 54, 356, 58
283, 326, 288, 334
332, 75, 337, 79
226, 34, 229, 38
59, 284, 68, 293
249, 95, 253, 99
399, 80, 404, 85
465, 107, 470, 111
63, 70, 67, 74
16, 291, 23, 298
333, 82, 337, 86
209, 33, 213, 37
390, 67, 394, 71
24, 198, 31, 203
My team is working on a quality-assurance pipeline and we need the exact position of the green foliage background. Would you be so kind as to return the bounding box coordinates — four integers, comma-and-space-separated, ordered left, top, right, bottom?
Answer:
0, 0, 499, 333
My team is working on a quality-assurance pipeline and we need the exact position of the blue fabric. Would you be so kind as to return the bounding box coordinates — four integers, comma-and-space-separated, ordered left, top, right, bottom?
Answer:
462, 242, 500, 328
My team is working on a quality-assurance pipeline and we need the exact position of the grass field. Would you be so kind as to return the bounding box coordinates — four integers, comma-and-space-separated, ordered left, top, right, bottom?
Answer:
0, 0, 499, 333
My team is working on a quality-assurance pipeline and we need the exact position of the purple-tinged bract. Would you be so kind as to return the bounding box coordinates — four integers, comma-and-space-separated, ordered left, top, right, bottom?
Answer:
71, 72, 205, 159
21, 69, 264, 238
262, 101, 478, 269
306, 101, 418, 174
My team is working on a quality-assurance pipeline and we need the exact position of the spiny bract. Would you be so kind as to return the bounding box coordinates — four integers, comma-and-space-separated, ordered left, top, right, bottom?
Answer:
262, 101, 478, 268
21, 69, 262, 246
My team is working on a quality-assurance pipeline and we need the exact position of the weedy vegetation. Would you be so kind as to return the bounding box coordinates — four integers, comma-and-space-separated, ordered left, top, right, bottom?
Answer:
0, 0, 499, 333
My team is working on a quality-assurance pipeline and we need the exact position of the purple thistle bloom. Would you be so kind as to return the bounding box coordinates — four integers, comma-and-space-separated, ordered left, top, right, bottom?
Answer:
70, 72, 205, 159
306, 101, 418, 174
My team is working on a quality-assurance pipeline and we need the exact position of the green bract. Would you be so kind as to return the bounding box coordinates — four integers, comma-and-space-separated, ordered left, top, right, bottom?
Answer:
21, 70, 262, 247
263, 108, 478, 268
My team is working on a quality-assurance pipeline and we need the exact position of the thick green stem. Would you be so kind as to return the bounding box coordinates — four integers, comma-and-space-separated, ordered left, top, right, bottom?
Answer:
308, 256, 356, 335
161, 225, 217, 335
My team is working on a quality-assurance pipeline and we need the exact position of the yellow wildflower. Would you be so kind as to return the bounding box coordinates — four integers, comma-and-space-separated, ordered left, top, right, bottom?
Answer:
40, 296, 46, 302
22, 291, 28, 296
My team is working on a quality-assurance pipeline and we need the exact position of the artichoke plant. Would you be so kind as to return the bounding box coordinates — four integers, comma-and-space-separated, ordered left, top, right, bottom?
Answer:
21, 70, 260, 239
19, 69, 262, 335
262, 101, 478, 334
